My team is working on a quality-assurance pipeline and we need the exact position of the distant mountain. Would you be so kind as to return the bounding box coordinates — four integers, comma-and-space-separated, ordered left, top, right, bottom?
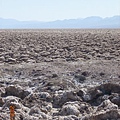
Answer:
0, 16, 120, 28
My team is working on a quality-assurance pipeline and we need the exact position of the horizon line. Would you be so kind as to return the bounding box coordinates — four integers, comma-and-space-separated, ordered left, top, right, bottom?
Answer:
0, 15, 120, 22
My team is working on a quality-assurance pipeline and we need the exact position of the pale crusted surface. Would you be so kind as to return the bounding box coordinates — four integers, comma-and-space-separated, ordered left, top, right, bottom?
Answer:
0, 29, 120, 63
0, 29, 120, 119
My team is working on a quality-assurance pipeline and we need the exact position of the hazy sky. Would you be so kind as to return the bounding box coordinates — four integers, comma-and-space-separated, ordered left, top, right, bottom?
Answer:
0, 0, 120, 21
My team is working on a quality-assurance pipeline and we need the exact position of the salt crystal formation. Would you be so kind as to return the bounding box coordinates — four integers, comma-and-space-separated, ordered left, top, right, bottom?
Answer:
0, 29, 120, 119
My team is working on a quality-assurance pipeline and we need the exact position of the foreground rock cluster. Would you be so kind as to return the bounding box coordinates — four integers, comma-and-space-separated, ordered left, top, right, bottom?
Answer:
0, 29, 120, 119
0, 77, 120, 119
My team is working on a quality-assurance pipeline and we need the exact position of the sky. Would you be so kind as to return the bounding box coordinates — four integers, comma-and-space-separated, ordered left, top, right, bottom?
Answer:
0, 0, 120, 21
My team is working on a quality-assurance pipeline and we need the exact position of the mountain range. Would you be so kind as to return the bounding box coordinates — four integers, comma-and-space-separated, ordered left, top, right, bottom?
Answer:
0, 16, 120, 28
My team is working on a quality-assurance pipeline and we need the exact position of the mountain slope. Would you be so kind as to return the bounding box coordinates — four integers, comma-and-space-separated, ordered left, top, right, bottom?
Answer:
0, 16, 120, 28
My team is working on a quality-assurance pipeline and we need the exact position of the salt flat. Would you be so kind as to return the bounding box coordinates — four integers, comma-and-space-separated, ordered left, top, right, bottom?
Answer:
0, 29, 120, 119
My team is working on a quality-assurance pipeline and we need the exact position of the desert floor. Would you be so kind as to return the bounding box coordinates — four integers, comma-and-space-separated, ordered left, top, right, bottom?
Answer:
0, 29, 120, 120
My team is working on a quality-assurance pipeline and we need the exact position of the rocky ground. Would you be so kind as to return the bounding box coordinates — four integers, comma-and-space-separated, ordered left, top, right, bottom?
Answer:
0, 29, 120, 120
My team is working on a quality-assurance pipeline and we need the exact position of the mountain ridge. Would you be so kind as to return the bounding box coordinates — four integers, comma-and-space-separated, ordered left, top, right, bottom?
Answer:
0, 16, 120, 28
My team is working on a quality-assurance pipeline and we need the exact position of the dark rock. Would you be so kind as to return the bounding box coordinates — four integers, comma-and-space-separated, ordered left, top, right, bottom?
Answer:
0, 97, 4, 107
99, 72, 105, 76
98, 83, 120, 94
74, 74, 86, 83
1, 85, 30, 99
39, 92, 52, 102
77, 90, 84, 97
52, 73, 58, 78
81, 83, 120, 106
111, 95, 120, 106
81, 71, 89, 77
